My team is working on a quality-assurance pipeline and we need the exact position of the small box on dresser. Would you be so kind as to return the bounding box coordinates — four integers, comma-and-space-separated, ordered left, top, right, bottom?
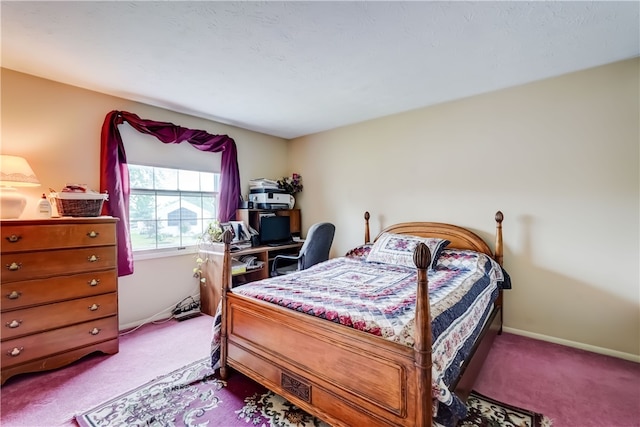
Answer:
0, 217, 119, 385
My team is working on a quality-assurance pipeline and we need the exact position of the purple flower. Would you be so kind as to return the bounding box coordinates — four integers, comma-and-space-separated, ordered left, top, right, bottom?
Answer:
277, 173, 303, 194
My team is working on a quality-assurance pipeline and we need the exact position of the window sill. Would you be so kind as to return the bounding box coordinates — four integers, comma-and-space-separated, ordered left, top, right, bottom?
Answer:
133, 246, 198, 261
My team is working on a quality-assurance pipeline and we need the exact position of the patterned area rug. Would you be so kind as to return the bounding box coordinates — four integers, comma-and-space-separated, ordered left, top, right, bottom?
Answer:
75, 357, 552, 427
460, 392, 552, 427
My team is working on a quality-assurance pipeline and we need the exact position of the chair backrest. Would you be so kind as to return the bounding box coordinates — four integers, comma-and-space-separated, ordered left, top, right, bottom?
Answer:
298, 222, 336, 270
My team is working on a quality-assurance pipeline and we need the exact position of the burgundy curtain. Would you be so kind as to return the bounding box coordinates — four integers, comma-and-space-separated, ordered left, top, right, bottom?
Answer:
100, 111, 240, 276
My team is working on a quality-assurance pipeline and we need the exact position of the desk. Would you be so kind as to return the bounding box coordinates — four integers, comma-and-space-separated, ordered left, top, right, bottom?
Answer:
198, 241, 303, 316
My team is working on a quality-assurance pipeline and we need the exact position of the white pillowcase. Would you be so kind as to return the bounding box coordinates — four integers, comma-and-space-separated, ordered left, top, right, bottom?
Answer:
366, 232, 449, 269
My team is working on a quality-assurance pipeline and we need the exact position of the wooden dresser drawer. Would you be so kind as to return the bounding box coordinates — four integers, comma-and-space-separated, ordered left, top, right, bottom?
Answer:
0, 270, 117, 311
1, 246, 116, 283
1, 316, 118, 369
0, 218, 119, 384
2, 293, 117, 340
1, 222, 116, 253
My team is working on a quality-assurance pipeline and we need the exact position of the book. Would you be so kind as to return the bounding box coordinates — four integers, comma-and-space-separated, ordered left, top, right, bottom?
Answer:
231, 258, 247, 275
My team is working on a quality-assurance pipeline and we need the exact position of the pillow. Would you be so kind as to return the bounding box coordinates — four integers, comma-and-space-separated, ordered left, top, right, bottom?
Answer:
344, 244, 372, 260
435, 248, 480, 270
366, 232, 449, 269
436, 248, 511, 289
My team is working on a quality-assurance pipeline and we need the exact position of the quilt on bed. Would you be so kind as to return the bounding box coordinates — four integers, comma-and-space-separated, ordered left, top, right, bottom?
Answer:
211, 248, 509, 424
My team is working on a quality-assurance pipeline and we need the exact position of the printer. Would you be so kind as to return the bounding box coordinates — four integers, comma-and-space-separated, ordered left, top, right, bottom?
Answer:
249, 188, 292, 209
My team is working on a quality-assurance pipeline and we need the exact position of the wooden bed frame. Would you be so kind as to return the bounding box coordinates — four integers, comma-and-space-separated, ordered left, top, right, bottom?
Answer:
217, 211, 504, 426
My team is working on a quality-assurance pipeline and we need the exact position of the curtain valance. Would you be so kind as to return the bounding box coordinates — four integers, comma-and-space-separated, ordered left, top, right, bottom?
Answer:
100, 110, 240, 276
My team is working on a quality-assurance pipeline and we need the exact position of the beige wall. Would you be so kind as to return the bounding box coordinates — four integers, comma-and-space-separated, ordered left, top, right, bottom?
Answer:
1, 68, 289, 328
290, 59, 639, 359
3, 59, 638, 360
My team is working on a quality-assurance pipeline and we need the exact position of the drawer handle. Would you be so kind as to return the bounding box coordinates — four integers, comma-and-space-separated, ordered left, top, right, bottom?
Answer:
87, 255, 100, 262
89, 303, 100, 311
90, 327, 101, 335
7, 290, 22, 300
8, 347, 23, 357
88, 279, 100, 287
5, 319, 22, 328
6, 234, 21, 243
6, 262, 22, 271
87, 231, 100, 238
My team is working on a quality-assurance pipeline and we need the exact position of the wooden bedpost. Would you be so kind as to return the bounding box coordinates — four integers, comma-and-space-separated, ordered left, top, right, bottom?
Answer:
218, 229, 234, 380
364, 211, 370, 244
413, 243, 432, 427
494, 211, 504, 266
494, 211, 504, 334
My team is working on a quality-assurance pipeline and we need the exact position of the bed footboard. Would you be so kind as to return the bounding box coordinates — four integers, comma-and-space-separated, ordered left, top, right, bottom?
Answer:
225, 293, 423, 426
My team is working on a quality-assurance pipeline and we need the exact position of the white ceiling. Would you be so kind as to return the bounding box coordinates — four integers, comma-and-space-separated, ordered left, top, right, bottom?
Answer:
2, 1, 638, 139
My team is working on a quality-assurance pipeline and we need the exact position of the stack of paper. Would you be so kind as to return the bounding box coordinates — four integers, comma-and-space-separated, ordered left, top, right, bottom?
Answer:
239, 255, 264, 270
249, 178, 279, 190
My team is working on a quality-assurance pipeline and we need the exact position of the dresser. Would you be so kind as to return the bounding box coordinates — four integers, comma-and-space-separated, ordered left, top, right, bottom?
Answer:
1, 217, 119, 385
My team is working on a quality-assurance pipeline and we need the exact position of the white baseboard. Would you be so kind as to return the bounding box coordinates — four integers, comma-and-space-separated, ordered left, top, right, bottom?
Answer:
119, 292, 201, 332
503, 327, 640, 363
119, 314, 173, 332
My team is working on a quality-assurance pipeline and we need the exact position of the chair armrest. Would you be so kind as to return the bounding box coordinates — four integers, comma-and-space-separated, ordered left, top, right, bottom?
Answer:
271, 254, 301, 275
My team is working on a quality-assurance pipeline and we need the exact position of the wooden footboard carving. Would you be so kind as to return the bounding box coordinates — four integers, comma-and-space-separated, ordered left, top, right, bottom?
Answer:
282, 372, 311, 403
219, 211, 505, 427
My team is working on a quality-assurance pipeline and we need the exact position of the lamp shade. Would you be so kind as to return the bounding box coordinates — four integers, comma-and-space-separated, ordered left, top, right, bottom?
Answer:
0, 155, 40, 187
0, 155, 40, 219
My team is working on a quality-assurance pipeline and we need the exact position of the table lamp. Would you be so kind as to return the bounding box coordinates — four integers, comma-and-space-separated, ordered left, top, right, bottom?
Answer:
0, 155, 41, 219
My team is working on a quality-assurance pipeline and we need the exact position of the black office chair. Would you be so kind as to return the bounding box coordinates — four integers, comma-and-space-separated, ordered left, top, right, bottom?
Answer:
271, 222, 335, 276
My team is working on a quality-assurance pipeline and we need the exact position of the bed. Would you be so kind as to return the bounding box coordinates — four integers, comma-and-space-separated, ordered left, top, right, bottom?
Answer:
211, 211, 508, 426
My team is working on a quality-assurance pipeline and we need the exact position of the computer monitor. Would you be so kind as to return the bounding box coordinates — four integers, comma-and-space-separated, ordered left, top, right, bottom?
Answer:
259, 215, 292, 245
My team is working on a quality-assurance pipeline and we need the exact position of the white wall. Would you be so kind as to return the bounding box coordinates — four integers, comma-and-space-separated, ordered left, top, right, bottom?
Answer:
290, 59, 639, 359
1, 69, 289, 328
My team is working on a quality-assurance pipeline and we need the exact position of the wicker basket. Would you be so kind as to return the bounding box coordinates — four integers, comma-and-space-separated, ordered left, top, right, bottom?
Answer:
52, 193, 108, 217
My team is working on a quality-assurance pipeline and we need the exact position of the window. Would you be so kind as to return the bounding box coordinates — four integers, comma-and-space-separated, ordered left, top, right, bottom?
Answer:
128, 164, 219, 253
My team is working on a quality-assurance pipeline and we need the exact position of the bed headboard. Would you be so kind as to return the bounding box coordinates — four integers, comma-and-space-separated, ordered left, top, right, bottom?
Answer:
365, 211, 504, 265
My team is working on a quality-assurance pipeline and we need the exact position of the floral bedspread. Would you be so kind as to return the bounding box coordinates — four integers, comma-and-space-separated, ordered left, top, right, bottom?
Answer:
210, 248, 508, 424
